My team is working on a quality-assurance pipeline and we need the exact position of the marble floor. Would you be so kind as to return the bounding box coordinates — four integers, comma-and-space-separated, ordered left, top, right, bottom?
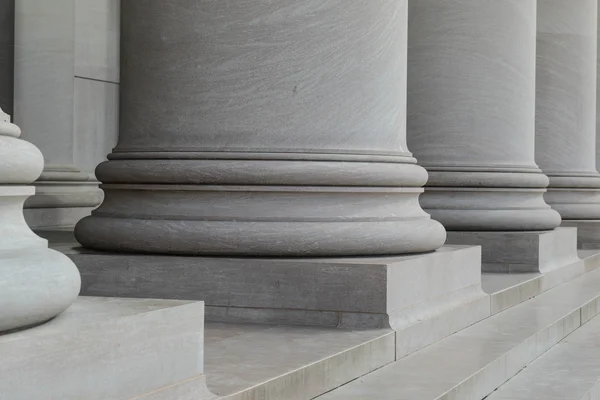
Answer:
488, 311, 600, 399
317, 266, 600, 400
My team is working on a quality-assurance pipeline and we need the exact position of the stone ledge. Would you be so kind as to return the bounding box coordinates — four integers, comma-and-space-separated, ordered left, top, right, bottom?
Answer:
447, 227, 579, 273
0, 297, 209, 400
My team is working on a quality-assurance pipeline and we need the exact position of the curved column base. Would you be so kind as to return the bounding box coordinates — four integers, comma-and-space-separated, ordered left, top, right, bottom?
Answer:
0, 186, 81, 333
421, 168, 561, 231
420, 187, 561, 231
544, 188, 600, 220
75, 184, 446, 256
0, 248, 81, 332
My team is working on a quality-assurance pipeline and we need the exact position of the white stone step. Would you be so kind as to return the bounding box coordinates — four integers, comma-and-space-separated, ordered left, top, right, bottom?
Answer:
0, 297, 212, 400
487, 312, 600, 400
317, 266, 600, 400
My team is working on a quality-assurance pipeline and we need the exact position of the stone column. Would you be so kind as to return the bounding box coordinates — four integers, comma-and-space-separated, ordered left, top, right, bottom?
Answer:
407, 0, 568, 273
0, 107, 80, 332
75, 0, 446, 256
536, 0, 600, 249
13, 0, 103, 229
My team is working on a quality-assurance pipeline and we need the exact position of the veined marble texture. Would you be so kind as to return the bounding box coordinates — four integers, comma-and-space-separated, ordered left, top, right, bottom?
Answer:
407, 0, 560, 231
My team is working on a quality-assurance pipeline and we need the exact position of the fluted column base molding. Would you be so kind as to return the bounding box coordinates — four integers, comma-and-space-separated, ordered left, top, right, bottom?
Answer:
561, 221, 600, 250
446, 228, 579, 273
64, 241, 488, 355
24, 165, 103, 229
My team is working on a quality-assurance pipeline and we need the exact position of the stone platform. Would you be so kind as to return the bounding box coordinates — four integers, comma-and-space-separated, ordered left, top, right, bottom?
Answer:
0, 297, 210, 400
44, 230, 489, 358
563, 220, 600, 250
447, 227, 579, 273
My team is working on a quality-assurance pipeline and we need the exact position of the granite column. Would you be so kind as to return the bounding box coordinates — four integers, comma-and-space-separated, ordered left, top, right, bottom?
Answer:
407, 0, 567, 273
75, 0, 446, 256
535, 0, 600, 249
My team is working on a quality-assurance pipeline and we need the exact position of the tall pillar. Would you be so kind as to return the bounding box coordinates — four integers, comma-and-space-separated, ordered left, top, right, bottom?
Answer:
75, 0, 446, 256
13, 0, 103, 229
536, 0, 600, 249
0, 107, 80, 332
407, 0, 567, 273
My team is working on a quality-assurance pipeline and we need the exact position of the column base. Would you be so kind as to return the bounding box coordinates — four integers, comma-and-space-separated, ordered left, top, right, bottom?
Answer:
24, 206, 96, 229
0, 297, 211, 400
24, 165, 104, 229
561, 220, 600, 250
56, 239, 488, 357
446, 227, 579, 273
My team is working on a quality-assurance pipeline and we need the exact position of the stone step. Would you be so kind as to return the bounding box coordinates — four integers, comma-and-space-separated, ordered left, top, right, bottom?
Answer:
487, 312, 600, 400
0, 297, 212, 400
317, 266, 600, 400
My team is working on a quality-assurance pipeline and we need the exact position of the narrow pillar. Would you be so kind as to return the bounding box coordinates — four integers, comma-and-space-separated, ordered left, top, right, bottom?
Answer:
13, 0, 103, 229
536, 0, 600, 249
0, 107, 80, 332
75, 0, 446, 256
407, 0, 567, 273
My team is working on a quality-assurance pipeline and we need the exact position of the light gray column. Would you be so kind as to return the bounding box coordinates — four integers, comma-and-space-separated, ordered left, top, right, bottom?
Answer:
0, 107, 80, 332
75, 0, 446, 256
407, 0, 561, 231
13, 0, 103, 229
536, 0, 600, 221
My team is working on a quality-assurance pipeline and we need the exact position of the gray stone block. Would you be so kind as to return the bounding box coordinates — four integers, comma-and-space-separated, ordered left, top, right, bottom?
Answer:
561, 220, 600, 250
446, 227, 579, 273
61, 243, 486, 331
0, 297, 210, 400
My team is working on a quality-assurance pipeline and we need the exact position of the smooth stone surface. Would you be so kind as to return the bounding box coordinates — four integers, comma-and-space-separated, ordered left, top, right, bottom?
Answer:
60, 239, 487, 333
407, 0, 559, 231
318, 265, 600, 400
76, 0, 447, 256
14, 0, 75, 166
483, 250, 600, 314
446, 227, 579, 273
14, 0, 104, 227
536, 0, 600, 220
73, 77, 119, 174
0, 110, 81, 333
205, 323, 394, 400
24, 206, 97, 229
488, 312, 600, 400
562, 220, 600, 250
0, 297, 210, 400
74, 0, 119, 83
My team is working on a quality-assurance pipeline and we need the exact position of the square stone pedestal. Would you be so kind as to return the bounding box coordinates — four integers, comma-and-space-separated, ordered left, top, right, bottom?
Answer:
561, 220, 600, 250
44, 231, 489, 358
0, 297, 213, 400
446, 227, 579, 273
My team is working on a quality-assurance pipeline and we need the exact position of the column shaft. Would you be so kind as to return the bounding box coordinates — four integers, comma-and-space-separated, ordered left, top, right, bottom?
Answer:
407, 0, 560, 231
75, 0, 446, 256
535, 0, 600, 220
13, 0, 103, 229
